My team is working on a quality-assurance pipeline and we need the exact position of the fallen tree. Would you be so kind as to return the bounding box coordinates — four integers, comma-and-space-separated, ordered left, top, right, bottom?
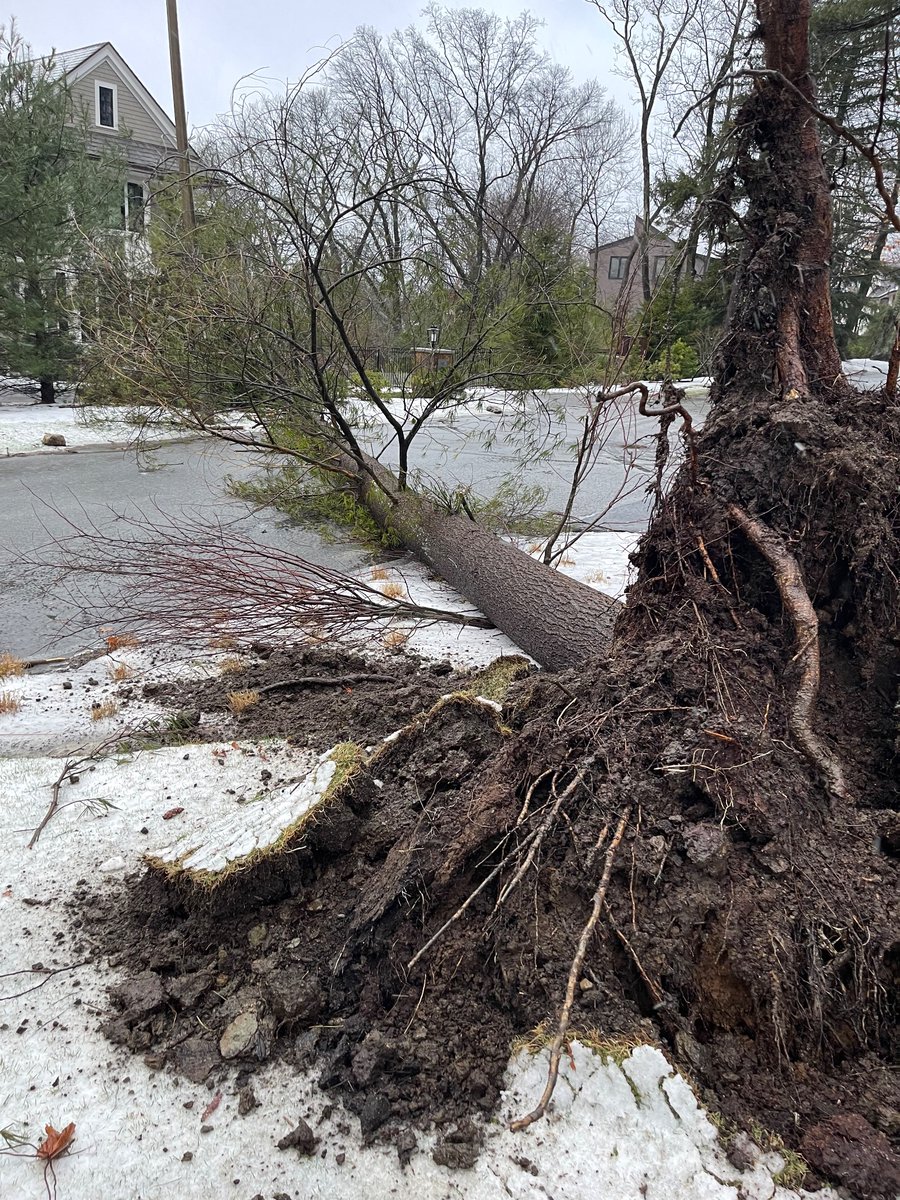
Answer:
76, 1, 899, 1193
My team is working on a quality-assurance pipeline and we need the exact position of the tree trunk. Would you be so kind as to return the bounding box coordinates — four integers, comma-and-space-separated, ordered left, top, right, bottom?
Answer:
39, 375, 55, 404
717, 0, 846, 398
350, 454, 619, 671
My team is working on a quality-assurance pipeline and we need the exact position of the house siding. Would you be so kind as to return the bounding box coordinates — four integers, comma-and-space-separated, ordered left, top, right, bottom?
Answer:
589, 221, 708, 317
68, 55, 176, 171
69, 56, 168, 143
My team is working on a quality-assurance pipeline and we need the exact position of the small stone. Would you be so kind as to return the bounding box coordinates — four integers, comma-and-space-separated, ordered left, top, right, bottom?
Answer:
62, 681, 72, 690
219, 1011, 258, 1059
335, 1152, 346, 1166
143, 1052, 166, 1071
578, 977, 594, 991
726, 1135, 756, 1172
165, 970, 213, 1008
238, 1085, 259, 1115
396, 1128, 417, 1166
200, 1124, 213, 1134
181, 1151, 193, 1162
276, 1117, 318, 1155
42, 432, 66, 446
681, 822, 728, 874
432, 1141, 480, 1169
172, 1037, 219, 1083
261, 968, 324, 1023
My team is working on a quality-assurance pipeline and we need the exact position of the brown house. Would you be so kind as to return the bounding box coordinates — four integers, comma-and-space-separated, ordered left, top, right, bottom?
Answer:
589, 217, 709, 316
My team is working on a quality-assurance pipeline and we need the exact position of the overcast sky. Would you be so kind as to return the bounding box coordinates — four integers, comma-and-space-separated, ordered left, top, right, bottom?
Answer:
19, 0, 628, 130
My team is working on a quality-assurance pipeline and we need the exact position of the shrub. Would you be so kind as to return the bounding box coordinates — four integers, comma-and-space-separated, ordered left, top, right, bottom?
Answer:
648, 338, 700, 381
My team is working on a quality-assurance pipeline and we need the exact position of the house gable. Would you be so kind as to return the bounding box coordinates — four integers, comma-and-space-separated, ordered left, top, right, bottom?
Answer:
65, 43, 177, 148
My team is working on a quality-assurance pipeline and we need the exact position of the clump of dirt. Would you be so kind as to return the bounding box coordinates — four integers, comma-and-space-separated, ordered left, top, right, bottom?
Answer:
75, 691, 565, 1160
145, 644, 468, 748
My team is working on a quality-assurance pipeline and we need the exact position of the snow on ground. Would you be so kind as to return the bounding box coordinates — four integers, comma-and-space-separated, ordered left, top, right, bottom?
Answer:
0, 404, 185, 457
0, 646, 232, 758
0, 678, 835, 1199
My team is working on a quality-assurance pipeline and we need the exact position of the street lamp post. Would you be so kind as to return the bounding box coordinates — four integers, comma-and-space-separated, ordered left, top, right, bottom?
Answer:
427, 324, 440, 370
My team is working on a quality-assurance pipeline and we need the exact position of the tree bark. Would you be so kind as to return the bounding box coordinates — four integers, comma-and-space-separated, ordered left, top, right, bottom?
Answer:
348, 454, 619, 671
717, 0, 846, 398
39, 375, 56, 404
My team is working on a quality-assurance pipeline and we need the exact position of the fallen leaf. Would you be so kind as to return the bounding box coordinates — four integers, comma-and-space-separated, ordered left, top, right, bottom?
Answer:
201, 1091, 222, 1122
162, 806, 184, 820
37, 1123, 76, 1160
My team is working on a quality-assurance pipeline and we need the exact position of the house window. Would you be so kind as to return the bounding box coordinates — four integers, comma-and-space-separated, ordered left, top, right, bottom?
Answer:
125, 182, 146, 231
652, 254, 670, 282
608, 255, 629, 280
96, 82, 117, 129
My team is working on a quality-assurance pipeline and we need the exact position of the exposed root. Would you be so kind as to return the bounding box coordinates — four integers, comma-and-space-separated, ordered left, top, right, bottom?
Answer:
495, 758, 594, 909
727, 502, 847, 801
509, 805, 631, 1132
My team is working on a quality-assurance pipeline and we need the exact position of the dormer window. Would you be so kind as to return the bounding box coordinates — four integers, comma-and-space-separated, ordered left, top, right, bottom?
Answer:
96, 82, 117, 129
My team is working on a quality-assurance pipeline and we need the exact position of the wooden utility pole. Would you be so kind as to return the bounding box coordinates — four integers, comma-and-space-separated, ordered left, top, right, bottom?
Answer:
165, 0, 195, 231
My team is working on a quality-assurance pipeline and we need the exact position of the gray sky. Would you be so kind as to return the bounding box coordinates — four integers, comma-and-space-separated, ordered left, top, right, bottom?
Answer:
20, 0, 627, 131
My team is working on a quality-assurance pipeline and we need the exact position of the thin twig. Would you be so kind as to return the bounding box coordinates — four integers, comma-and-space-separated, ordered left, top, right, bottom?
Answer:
0, 960, 92, 1003
28, 731, 128, 848
509, 805, 631, 1132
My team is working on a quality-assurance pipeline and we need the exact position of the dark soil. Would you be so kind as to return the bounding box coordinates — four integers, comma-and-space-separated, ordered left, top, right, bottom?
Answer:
143, 644, 467, 748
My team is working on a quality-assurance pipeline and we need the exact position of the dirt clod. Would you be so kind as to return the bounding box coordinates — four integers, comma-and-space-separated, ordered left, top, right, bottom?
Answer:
276, 1117, 318, 1155
801, 1114, 900, 1200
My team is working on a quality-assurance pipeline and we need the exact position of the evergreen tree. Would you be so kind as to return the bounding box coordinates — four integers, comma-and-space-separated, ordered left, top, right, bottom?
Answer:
0, 25, 120, 402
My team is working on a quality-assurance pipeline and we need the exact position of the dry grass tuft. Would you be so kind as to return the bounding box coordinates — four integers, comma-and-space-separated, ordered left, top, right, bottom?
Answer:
91, 699, 118, 721
587, 569, 608, 584
527, 542, 544, 555
383, 630, 410, 651
227, 689, 260, 715
104, 632, 139, 651
0, 653, 25, 680
512, 1022, 650, 1066
369, 566, 391, 581
108, 662, 133, 683
0, 691, 22, 714
558, 555, 575, 567
209, 634, 237, 650
218, 656, 247, 675
378, 580, 407, 600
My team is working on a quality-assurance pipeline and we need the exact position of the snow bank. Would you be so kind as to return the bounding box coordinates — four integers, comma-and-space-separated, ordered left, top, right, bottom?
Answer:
0, 404, 183, 457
